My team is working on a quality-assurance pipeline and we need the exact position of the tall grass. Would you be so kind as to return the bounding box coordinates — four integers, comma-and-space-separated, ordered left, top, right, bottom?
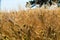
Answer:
0, 8, 60, 40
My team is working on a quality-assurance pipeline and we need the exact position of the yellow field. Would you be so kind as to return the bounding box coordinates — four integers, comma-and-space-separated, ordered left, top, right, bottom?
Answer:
0, 8, 60, 40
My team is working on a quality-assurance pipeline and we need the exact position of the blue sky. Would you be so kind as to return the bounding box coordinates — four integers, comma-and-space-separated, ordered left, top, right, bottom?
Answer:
1, 0, 28, 10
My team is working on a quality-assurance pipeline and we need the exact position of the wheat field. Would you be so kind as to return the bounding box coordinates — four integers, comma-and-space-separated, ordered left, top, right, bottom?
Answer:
0, 8, 60, 40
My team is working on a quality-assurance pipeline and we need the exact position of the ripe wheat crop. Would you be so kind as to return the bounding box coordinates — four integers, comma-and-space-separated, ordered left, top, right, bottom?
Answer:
0, 8, 60, 40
